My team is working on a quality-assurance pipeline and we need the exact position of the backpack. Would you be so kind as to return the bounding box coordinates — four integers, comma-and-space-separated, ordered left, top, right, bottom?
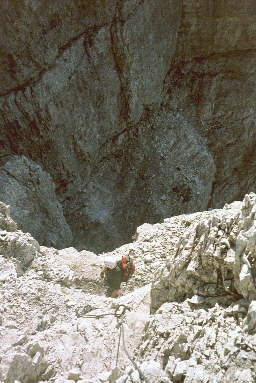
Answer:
118, 255, 135, 282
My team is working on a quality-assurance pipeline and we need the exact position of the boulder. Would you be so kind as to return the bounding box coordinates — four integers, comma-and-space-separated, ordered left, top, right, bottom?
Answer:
0, 156, 72, 248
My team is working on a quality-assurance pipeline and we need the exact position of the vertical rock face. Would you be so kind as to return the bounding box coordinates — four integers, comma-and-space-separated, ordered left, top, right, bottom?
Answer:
0, 1, 255, 250
166, 0, 256, 208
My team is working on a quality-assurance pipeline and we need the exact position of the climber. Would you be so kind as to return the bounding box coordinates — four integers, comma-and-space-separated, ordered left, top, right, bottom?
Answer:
100, 253, 135, 298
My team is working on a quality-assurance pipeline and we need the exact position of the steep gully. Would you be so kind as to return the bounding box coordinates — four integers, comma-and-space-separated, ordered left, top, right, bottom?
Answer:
0, 1, 256, 252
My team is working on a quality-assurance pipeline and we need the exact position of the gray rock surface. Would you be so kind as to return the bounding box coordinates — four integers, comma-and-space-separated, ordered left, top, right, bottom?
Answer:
0, 1, 255, 251
0, 155, 72, 248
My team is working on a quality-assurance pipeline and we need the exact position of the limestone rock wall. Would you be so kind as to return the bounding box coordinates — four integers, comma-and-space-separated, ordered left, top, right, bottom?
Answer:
0, 1, 256, 250
117, 193, 256, 383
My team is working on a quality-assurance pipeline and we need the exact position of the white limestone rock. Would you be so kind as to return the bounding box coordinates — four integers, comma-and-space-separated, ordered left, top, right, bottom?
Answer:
0, 230, 39, 273
244, 300, 256, 332
0, 256, 17, 283
2, 194, 256, 382
0, 201, 17, 232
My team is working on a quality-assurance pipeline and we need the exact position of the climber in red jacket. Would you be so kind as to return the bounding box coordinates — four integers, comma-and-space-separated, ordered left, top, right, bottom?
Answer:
100, 254, 135, 298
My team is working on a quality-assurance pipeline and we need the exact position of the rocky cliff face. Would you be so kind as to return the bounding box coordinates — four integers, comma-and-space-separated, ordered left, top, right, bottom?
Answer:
0, 1, 256, 251
2, 194, 256, 382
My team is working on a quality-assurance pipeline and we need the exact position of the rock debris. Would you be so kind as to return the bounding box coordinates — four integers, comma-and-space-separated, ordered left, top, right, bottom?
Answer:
1, 194, 256, 381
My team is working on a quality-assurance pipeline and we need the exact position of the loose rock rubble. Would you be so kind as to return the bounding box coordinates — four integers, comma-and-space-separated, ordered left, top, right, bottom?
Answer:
2, 194, 256, 382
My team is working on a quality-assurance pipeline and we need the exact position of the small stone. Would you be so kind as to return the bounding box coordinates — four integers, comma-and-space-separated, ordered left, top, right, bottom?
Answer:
172, 360, 188, 382
68, 368, 81, 382
130, 370, 140, 383
5, 321, 18, 329
244, 300, 256, 332
32, 351, 42, 366
188, 295, 205, 305
13, 334, 27, 346
144, 255, 153, 264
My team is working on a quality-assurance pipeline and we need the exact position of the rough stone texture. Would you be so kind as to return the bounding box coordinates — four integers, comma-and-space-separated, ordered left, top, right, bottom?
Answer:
1, 1, 255, 251
0, 230, 40, 274
165, 0, 256, 210
116, 193, 256, 382
0, 155, 72, 248
0, 201, 17, 232
36, 246, 105, 294
2, 195, 256, 382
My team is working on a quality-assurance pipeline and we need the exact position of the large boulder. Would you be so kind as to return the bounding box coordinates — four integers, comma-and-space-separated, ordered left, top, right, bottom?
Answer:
35, 246, 105, 294
0, 201, 17, 232
0, 156, 72, 248
0, 230, 39, 273
0, 200, 40, 274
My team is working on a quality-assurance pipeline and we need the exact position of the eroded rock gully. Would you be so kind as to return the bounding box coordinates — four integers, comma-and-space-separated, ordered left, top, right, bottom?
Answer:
0, 1, 256, 251
2, 194, 256, 382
